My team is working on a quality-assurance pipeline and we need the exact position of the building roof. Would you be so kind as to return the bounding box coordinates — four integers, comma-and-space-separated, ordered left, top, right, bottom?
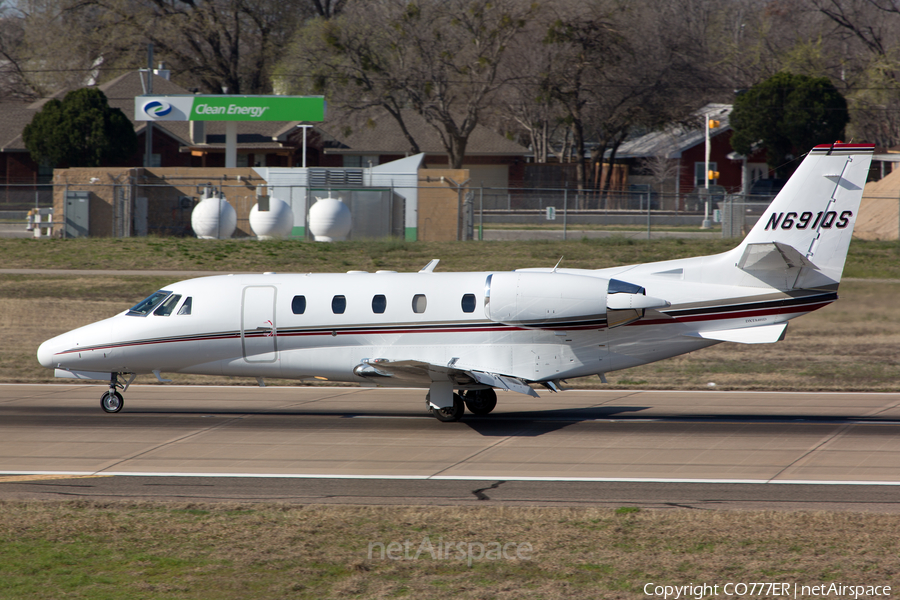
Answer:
316, 107, 530, 156
612, 103, 732, 160
0, 102, 39, 151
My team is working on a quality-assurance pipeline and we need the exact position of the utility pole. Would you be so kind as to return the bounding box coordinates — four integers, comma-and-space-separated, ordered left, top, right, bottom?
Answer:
701, 114, 720, 229
701, 113, 711, 229
144, 44, 154, 168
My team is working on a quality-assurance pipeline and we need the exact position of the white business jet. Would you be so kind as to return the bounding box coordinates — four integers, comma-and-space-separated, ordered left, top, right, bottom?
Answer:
38, 143, 873, 421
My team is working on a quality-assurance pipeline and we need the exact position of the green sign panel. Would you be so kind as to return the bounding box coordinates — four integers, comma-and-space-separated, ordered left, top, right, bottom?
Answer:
136, 95, 325, 122
190, 96, 325, 122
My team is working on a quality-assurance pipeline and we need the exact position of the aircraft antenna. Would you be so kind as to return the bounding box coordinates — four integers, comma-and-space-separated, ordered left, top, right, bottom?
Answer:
552, 257, 564, 272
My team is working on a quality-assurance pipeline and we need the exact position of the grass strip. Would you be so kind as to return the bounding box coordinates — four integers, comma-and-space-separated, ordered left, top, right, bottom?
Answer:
2, 236, 898, 278
1, 501, 899, 600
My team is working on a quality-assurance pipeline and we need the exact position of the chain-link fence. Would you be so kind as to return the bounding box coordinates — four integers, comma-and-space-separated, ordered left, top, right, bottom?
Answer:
2, 180, 788, 241
0, 182, 52, 209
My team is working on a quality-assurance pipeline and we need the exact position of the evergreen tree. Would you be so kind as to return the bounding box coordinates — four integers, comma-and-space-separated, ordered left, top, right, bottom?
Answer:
730, 72, 849, 177
23, 88, 137, 168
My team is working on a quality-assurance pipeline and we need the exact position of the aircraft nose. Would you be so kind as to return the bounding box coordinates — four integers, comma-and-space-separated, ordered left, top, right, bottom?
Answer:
37, 338, 60, 369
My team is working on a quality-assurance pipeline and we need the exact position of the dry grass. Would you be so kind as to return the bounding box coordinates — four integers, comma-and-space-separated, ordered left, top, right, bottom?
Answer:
5, 275, 899, 391
2, 501, 899, 599
2, 237, 899, 277
1, 236, 743, 273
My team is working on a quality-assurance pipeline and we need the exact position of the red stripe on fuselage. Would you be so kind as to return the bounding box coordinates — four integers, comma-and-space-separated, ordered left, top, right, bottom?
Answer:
53, 296, 833, 358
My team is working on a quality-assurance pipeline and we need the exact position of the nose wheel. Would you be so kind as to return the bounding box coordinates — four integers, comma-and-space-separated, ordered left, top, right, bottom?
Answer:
101, 390, 124, 413
100, 372, 135, 414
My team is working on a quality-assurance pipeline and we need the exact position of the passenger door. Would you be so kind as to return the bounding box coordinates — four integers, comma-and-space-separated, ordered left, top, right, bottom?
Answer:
242, 286, 277, 363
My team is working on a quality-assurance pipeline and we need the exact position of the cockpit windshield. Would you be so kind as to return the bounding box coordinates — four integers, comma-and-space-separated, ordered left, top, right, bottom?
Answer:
153, 294, 183, 316
127, 290, 172, 316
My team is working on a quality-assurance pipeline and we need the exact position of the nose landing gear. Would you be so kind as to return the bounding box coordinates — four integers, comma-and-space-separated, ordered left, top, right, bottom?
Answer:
100, 372, 135, 413
101, 390, 124, 413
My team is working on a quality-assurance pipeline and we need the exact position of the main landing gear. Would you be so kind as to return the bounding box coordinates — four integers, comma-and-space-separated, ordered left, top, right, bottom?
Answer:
431, 393, 465, 422
100, 372, 135, 413
426, 387, 498, 422
462, 389, 498, 416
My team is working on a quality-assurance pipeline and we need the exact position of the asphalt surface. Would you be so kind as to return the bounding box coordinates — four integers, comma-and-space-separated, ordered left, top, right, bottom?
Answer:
3, 385, 900, 511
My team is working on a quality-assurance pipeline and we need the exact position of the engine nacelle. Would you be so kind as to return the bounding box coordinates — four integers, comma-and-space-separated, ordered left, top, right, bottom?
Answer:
484, 272, 609, 326
484, 272, 671, 329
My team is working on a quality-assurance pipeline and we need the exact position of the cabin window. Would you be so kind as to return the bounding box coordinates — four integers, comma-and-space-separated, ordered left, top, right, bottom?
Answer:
372, 295, 387, 314
292, 295, 307, 314
332, 295, 347, 314
412, 294, 427, 314
461, 294, 476, 313
127, 290, 171, 316
153, 294, 182, 316
177, 297, 192, 315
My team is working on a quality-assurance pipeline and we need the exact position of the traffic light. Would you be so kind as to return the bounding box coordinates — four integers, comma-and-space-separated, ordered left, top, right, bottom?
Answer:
708, 170, 719, 180
709, 119, 720, 128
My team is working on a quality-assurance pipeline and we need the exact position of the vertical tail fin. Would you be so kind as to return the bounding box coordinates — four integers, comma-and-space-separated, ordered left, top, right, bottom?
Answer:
734, 143, 874, 287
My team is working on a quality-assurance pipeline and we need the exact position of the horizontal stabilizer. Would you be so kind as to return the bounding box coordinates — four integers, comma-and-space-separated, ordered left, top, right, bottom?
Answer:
738, 242, 819, 272
688, 323, 787, 344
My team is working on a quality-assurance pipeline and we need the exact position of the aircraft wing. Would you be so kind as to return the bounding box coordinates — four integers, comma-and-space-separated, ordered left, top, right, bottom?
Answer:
353, 358, 539, 397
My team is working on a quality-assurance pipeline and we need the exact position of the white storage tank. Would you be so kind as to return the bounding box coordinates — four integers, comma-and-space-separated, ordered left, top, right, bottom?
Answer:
249, 196, 294, 240
308, 196, 351, 242
191, 192, 236, 239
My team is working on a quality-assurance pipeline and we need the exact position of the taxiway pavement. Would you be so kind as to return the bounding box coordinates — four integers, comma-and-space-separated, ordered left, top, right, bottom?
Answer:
2, 384, 900, 510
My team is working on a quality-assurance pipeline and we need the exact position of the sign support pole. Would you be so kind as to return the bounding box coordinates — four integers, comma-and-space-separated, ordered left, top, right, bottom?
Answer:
226, 122, 237, 168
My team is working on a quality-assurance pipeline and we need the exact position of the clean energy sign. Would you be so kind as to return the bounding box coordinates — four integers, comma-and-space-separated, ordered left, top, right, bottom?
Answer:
135, 95, 325, 122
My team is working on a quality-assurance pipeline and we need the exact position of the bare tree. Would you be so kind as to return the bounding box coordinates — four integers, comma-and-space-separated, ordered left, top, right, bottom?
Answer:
538, 0, 712, 204
540, 0, 625, 198
395, 0, 538, 168
106, 0, 308, 94
0, 0, 137, 98
0, 0, 318, 97
591, 0, 716, 206
494, 23, 567, 164
0, 8, 33, 98
811, 0, 900, 146
275, 3, 424, 153
640, 135, 683, 199
278, 0, 538, 168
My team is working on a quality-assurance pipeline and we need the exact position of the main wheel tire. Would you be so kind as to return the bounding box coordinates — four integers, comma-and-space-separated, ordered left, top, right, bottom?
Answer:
463, 388, 497, 415
431, 393, 464, 422
101, 391, 124, 413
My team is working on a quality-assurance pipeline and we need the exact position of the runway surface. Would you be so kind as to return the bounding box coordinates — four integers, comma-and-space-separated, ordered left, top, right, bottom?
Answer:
2, 384, 900, 510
